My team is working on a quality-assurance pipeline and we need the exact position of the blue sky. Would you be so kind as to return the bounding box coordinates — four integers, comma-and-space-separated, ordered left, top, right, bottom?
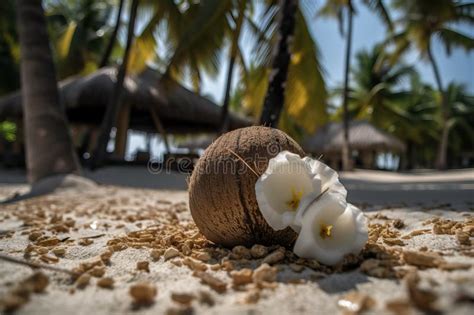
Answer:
200, 1, 474, 104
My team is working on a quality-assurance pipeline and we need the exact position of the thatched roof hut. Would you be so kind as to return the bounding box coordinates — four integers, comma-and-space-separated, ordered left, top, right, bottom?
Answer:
303, 120, 406, 154
0, 67, 251, 133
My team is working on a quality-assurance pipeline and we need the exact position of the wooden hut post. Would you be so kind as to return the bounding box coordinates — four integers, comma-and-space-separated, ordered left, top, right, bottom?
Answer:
114, 102, 131, 159
149, 106, 170, 155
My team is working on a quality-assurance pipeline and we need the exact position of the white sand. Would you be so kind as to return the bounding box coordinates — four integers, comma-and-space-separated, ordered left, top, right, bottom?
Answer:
0, 175, 473, 314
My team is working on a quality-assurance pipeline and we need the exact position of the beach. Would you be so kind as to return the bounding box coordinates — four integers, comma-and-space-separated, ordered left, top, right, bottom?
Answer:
0, 168, 473, 314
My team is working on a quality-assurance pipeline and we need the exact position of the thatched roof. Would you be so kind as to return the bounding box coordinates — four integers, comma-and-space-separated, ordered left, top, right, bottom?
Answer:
302, 120, 406, 154
0, 67, 251, 133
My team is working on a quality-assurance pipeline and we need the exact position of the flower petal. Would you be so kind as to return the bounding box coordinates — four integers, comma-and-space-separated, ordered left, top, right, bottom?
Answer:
293, 194, 368, 266
293, 194, 347, 265
347, 204, 369, 255
302, 157, 347, 199
255, 151, 315, 230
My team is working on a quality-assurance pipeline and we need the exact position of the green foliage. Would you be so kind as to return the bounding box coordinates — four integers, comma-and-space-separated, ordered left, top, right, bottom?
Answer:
443, 82, 474, 156
388, 0, 474, 60
45, 0, 116, 78
134, 0, 234, 85
1, 0, 472, 168
0, 121, 16, 142
238, 3, 328, 138
346, 43, 416, 128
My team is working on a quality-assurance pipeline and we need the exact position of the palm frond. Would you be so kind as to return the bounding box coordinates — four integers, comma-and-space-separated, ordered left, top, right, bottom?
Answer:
127, 34, 157, 73
386, 31, 411, 65
164, 0, 231, 79
285, 9, 328, 132
384, 65, 416, 85
317, 0, 345, 36
56, 21, 77, 59
363, 0, 393, 31
436, 27, 474, 55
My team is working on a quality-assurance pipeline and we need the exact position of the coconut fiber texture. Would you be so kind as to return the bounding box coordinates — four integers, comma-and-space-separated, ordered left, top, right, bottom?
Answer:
189, 126, 305, 247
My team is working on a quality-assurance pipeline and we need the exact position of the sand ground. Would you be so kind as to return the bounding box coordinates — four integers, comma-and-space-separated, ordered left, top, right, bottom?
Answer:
0, 169, 473, 314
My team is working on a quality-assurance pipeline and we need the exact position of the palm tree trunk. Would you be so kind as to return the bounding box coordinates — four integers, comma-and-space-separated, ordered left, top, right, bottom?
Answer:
92, 0, 139, 168
99, 0, 125, 68
220, 56, 236, 132
16, 0, 80, 183
220, 3, 245, 133
427, 43, 448, 170
341, 6, 354, 171
259, 0, 298, 127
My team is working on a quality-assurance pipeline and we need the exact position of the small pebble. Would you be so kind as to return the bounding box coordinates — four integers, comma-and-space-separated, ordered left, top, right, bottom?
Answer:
97, 277, 114, 289
194, 251, 211, 262
253, 263, 277, 284
164, 247, 180, 260
171, 292, 195, 305
250, 244, 268, 258
183, 257, 207, 271
262, 250, 285, 265
193, 271, 227, 293
129, 282, 157, 306
232, 246, 251, 259
52, 247, 66, 257
230, 268, 253, 286
137, 261, 150, 272
75, 274, 91, 289
150, 249, 163, 261
89, 266, 106, 278
28, 231, 42, 241
78, 238, 94, 246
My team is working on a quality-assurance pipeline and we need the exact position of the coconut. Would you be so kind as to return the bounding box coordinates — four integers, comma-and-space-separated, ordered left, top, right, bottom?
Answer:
188, 126, 305, 247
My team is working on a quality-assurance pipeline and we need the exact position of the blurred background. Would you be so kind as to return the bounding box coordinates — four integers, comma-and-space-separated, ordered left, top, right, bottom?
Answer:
0, 0, 473, 198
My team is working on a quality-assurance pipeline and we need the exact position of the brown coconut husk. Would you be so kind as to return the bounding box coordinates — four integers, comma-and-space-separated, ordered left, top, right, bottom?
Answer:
188, 126, 305, 247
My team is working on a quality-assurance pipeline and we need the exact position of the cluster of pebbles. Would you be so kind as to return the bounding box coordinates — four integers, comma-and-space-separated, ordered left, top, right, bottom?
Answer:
0, 185, 472, 314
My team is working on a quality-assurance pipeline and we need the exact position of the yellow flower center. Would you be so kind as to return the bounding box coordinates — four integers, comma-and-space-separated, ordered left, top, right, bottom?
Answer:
286, 187, 303, 211
319, 223, 333, 239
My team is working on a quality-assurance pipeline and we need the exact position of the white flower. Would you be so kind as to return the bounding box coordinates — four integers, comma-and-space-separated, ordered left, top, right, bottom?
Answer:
255, 151, 346, 232
293, 193, 368, 266
293, 156, 347, 230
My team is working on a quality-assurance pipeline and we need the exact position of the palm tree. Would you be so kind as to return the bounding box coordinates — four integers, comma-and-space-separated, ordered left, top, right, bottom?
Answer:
259, 0, 299, 127
318, 0, 392, 170
237, 2, 328, 139
141, 1, 327, 137
99, 0, 125, 67
220, 0, 246, 132
92, 0, 138, 168
334, 44, 426, 168
442, 82, 474, 167
143, 0, 246, 131
348, 44, 415, 129
389, 0, 474, 169
396, 75, 439, 169
16, 0, 80, 183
